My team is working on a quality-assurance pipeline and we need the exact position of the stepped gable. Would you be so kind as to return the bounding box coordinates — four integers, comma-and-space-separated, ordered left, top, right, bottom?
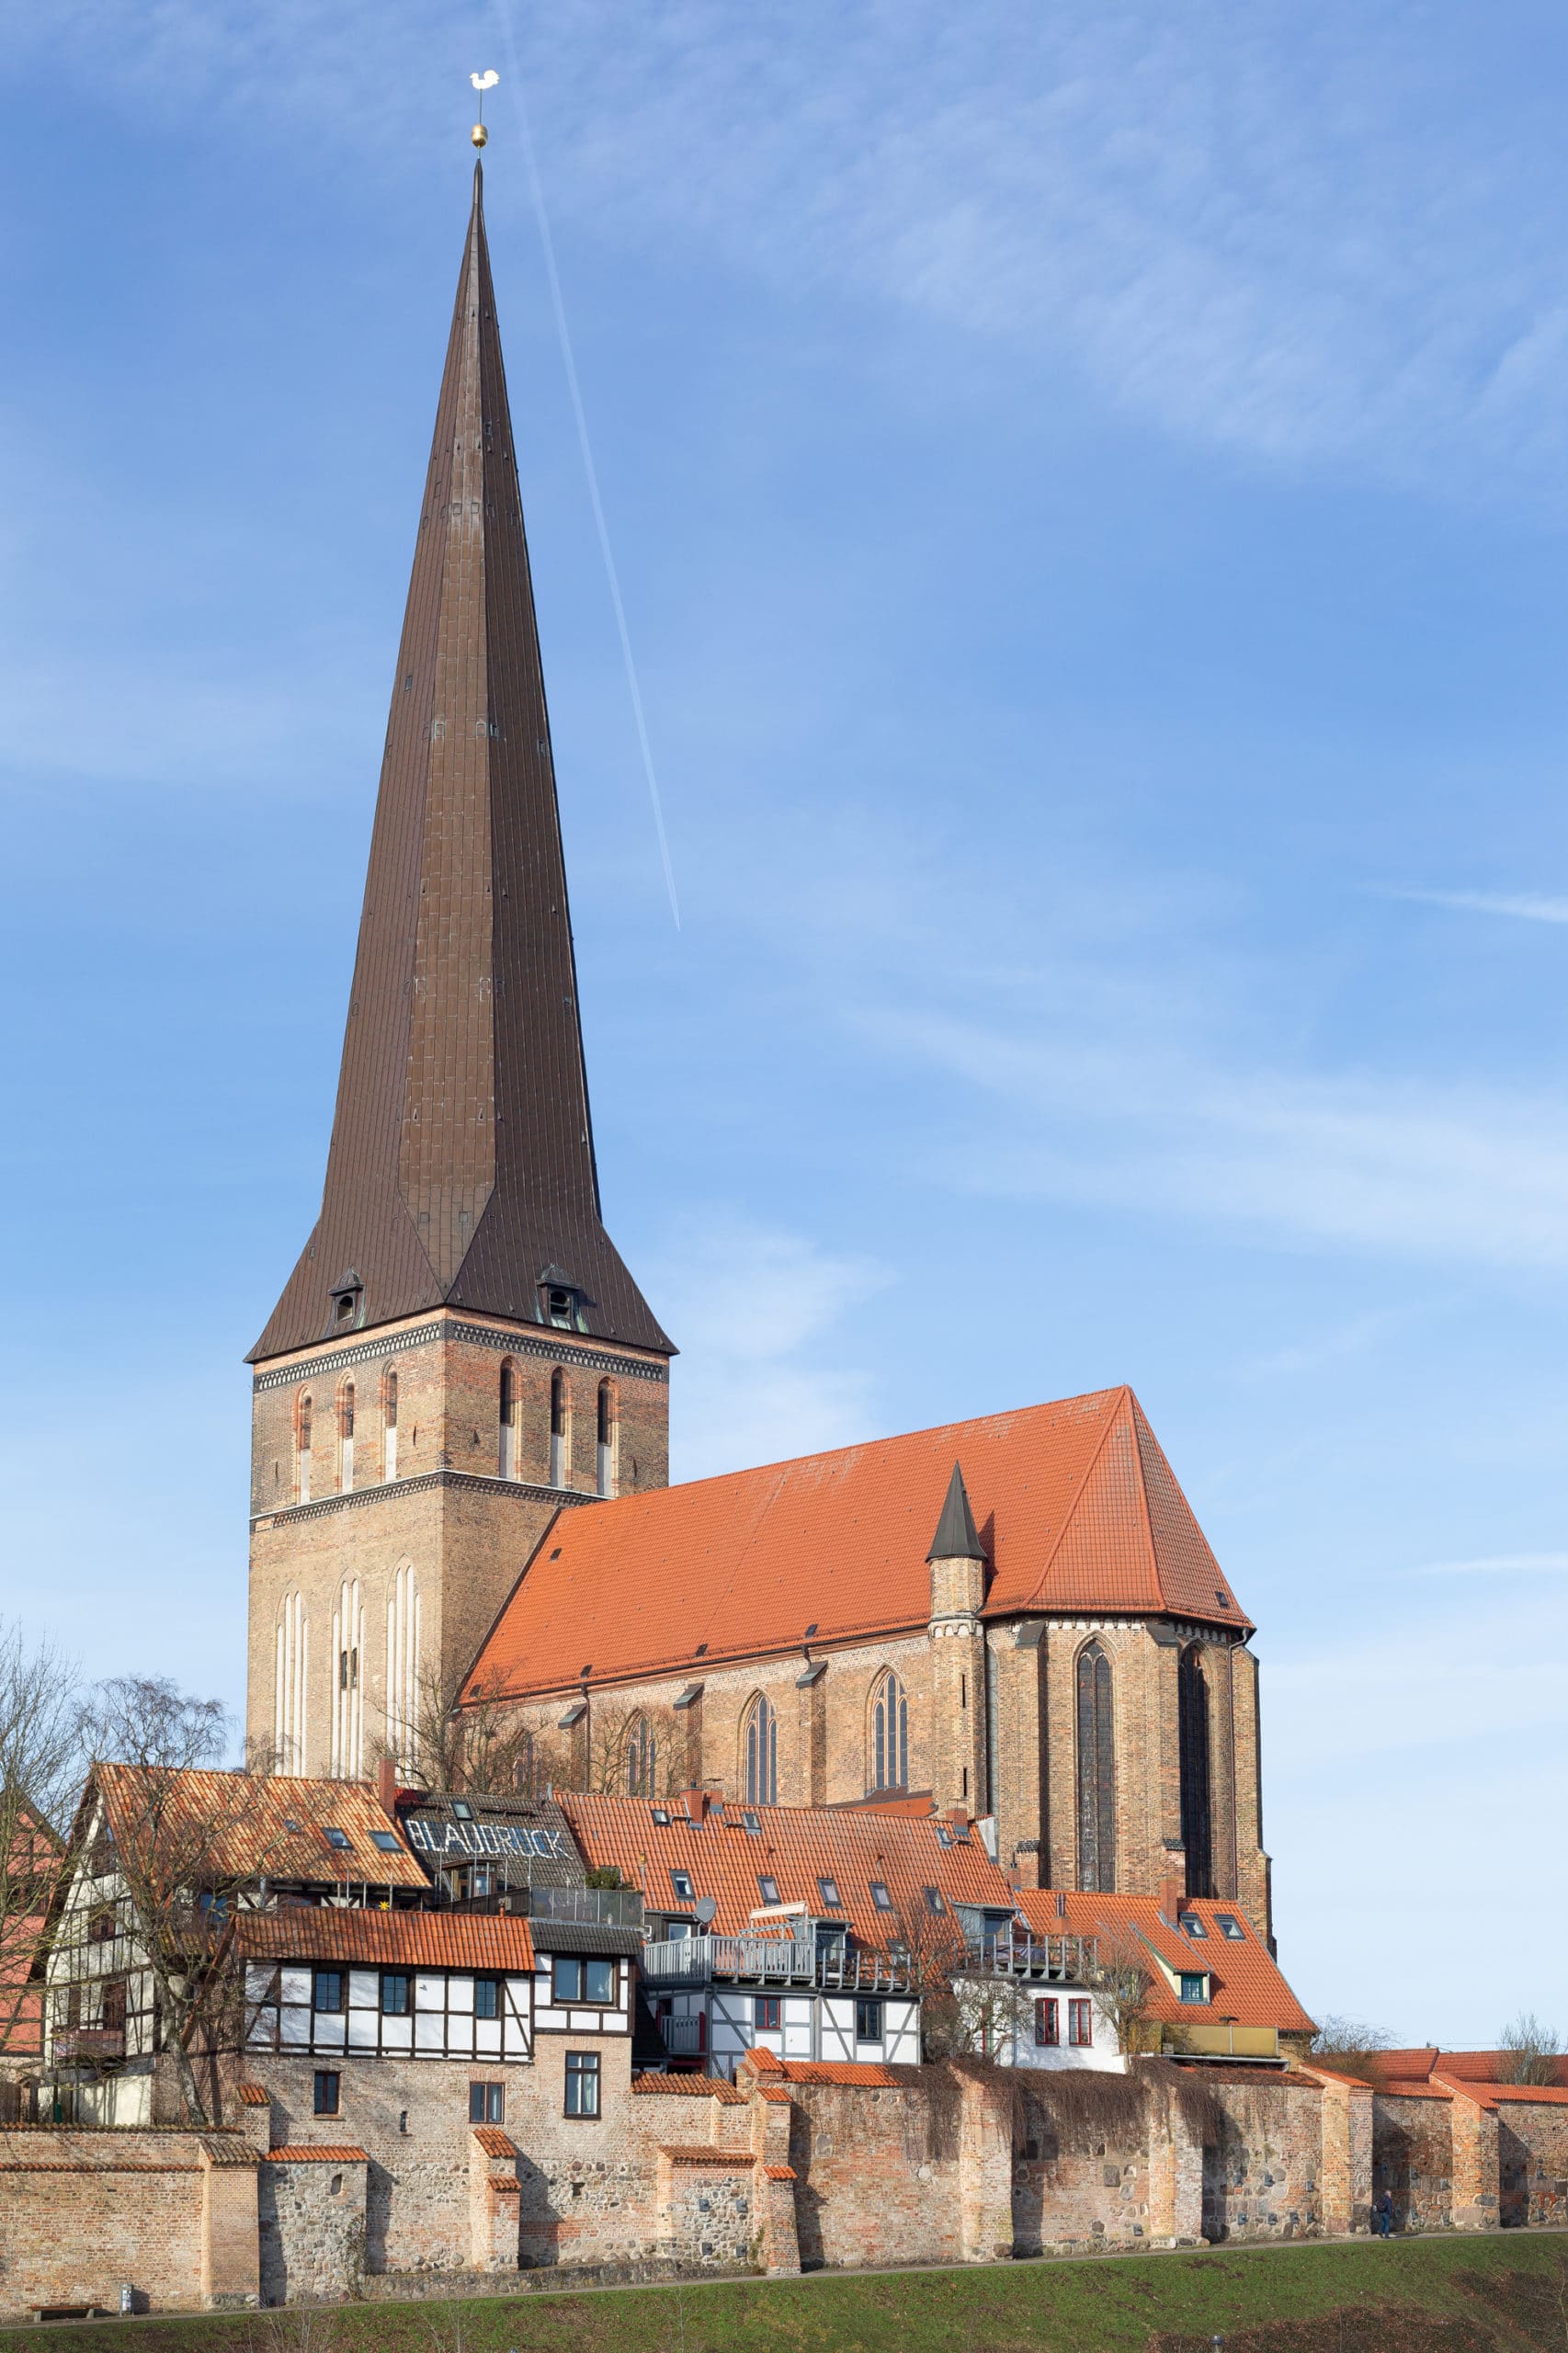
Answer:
464, 1385, 1250, 1701
251, 164, 668, 1362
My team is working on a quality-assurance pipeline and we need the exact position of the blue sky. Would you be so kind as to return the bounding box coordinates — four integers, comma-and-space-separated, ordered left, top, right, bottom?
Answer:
2, 0, 1565, 2046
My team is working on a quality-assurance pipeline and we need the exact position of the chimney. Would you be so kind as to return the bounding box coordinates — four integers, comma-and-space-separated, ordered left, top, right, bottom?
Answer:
682, 1788, 710, 1824
375, 1757, 399, 1814
944, 1805, 969, 1826
1012, 1841, 1044, 1891
1159, 1874, 1185, 1926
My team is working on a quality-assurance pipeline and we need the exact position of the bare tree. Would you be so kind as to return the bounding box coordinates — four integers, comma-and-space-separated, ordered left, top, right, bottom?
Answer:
1498, 2011, 1563, 2087
0, 1621, 84, 2055
1310, 2014, 1396, 2083
384, 1663, 541, 1801
58, 1677, 283, 2125
584, 1702, 677, 1799
1080, 1927, 1161, 2056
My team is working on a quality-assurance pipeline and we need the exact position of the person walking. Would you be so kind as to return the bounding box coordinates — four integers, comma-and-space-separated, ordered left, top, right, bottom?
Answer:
1374, 2188, 1393, 2238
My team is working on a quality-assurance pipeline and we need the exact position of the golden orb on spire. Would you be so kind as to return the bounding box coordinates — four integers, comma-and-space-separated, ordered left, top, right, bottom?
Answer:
472, 121, 488, 148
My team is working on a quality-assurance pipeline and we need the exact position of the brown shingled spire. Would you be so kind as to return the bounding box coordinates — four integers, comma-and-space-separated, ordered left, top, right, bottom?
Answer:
251, 165, 670, 1360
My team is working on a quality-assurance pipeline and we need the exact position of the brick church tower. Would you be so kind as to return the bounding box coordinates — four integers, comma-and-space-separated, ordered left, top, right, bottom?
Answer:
245, 167, 673, 1779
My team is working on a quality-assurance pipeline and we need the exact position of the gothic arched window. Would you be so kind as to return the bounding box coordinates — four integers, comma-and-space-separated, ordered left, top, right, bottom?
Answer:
869, 1673, 908, 1794
626, 1715, 657, 1797
597, 1380, 618, 1498
338, 1381, 356, 1494
296, 1393, 313, 1505
1178, 1643, 1214, 1899
744, 1695, 778, 1805
499, 1360, 517, 1480
549, 1370, 570, 1488
1075, 1640, 1116, 1893
382, 1365, 399, 1483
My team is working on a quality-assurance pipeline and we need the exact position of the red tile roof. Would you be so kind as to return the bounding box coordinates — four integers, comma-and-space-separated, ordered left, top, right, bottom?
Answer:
235, 1909, 534, 1971
464, 1388, 1249, 1702
660, 2144, 752, 2165
764, 2164, 797, 2180
1386, 2047, 1568, 2091
1014, 1892, 1315, 2036
472, 2127, 517, 2159
632, 2074, 747, 2104
235, 2084, 270, 2108
559, 1791, 1016, 1950
267, 2146, 369, 2164
92, 1768, 426, 1889
744, 2056, 903, 2088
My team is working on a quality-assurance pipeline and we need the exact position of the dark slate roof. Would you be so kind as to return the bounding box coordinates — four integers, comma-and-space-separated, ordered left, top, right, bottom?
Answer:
251, 166, 671, 1362
926, 1461, 984, 1562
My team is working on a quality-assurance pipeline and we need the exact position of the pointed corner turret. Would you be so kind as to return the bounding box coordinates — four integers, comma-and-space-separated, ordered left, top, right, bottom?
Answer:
927, 1461, 984, 1563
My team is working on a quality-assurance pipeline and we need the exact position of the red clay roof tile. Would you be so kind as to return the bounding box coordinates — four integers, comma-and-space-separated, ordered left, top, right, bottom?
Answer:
659, 2144, 752, 2165
464, 1389, 1250, 1703
235, 1909, 534, 1972
631, 2075, 746, 2104
1014, 1892, 1315, 2036
94, 1768, 426, 1890
267, 2146, 369, 2164
472, 2127, 517, 2159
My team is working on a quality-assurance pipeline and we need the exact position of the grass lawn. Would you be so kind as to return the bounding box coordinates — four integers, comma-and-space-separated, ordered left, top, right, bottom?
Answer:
4, 2233, 1566, 2352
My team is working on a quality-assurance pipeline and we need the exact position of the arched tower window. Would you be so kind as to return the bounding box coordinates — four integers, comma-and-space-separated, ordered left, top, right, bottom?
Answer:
338, 1381, 356, 1494
386, 1563, 420, 1777
499, 1360, 517, 1481
744, 1695, 778, 1805
597, 1381, 618, 1498
296, 1394, 313, 1506
550, 1370, 570, 1488
274, 1592, 308, 1775
1178, 1643, 1214, 1899
382, 1366, 399, 1483
1075, 1640, 1116, 1893
626, 1714, 658, 1797
332, 1577, 364, 1779
869, 1673, 908, 1794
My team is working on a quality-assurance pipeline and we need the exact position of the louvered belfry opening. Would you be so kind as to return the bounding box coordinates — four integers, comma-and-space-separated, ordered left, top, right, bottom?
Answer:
249, 165, 670, 1365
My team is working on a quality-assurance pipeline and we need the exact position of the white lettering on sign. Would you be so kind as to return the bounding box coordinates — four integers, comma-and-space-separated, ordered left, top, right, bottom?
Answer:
404, 1818, 566, 1862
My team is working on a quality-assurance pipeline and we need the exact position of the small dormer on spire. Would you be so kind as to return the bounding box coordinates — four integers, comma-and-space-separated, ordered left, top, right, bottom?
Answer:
927, 1462, 984, 1564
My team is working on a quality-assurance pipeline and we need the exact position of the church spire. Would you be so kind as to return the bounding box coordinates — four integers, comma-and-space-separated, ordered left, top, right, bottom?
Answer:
252, 166, 669, 1360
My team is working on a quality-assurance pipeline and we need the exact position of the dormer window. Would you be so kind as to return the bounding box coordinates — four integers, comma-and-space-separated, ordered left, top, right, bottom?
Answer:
546, 1286, 574, 1327
328, 1270, 363, 1331
538, 1268, 586, 1331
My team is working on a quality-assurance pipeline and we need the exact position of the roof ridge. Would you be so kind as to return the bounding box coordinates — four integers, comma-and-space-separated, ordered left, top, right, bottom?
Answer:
1011, 1384, 1132, 1609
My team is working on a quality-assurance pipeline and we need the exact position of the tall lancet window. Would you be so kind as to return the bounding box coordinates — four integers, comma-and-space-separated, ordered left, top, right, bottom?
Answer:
382, 1367, 399, 1483
332, 1578, 364, 1779
744, 1695, 778, 1805
626, 1714, 658, 1797
549, 1370, 569, 1488
597, 1381, 617, 1498
338, 1381, 356, 1494
274, 1593, 308, 1775
499, 1361, 517, 1480
869, 1673, 908, 1794
1075, 1641, 1116, 1893
1178, 1643, 1214, 1899
386, 1563, 420, 1777
297, 1394, 313, 1505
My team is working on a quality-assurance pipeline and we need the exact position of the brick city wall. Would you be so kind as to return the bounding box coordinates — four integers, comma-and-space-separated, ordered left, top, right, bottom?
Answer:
1201, 2075, 1326, 2242
1495, 2097, 1568, 2229
0, 2130, 258, 2320
1373, 2093, 1455, 2231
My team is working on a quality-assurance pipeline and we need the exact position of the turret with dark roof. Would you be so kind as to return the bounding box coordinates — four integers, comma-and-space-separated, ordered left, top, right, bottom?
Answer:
252, 165, 669, 1363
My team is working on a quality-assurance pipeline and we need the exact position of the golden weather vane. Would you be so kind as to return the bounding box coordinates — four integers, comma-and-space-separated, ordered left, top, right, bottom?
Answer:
471, 69, 499, 149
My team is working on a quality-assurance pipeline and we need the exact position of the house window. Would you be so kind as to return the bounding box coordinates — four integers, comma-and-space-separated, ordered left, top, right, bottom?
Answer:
313, 2071, 340, 2117
469, 2082, 505, 2124
564, 2052, 600, 2118
550, 1370, 569, 1487
1068, 1999, 1094, 2046
816, 1876, 841, 1909
755, 1995, 781, 2030
869, 1671, 909, 1792
1075, 1640, 1116, 1893
597, 1380, 617, 1497
744, 1694, 778, 1805
473, 1978, 500, 2020
1179, 1972, 1208, 2006
869, 1881, 892, 1911
626, 1714, 658, 1798
88, 1909, 115, 1944
1214, 1914, 1246, 1941
380, 1973, 410, 2017
1178, 1643, 1214, 1900
757, 1875, 780, 1904
1034, 1997, 1059, 2047
669, 1870, 695, 1903
922, 1887, 946, 1915
369, 1829, 403, 1855
554, 1957, 615, 2005
856, 1998, 883, 2043
101, 1979, 128, 2034
323, 1826, 351, 1852
499, 1361, 517, 1480
312, 1970, 345, 2014
1179, 1913, 1208, 1939
382, 1366, 399, 1482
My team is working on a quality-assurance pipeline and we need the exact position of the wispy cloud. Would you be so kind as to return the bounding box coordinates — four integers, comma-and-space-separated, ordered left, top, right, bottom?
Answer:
1241, 1308, 1415, 1381
1387, 888, 1568, 926
1408, 1553, 1568, 1577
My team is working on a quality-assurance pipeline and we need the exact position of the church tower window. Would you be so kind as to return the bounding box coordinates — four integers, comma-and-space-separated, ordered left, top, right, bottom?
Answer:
744, 1695, 778, 1804
1075, 1641, 1116, 1893
296, 1395, 312, 1505
499, 1361, 517, 1480
274, 1592, 308, 1775
382, 1367, 399, 1482
626, 1714, 657, 1797
597, 1381, 617, 1498
386, 1563, 420, 1777
338, 1381, 355, 1494
1178, 1643, 1214, 1899
550, 1370, 570, 1488
869, 1673, 908, 1794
